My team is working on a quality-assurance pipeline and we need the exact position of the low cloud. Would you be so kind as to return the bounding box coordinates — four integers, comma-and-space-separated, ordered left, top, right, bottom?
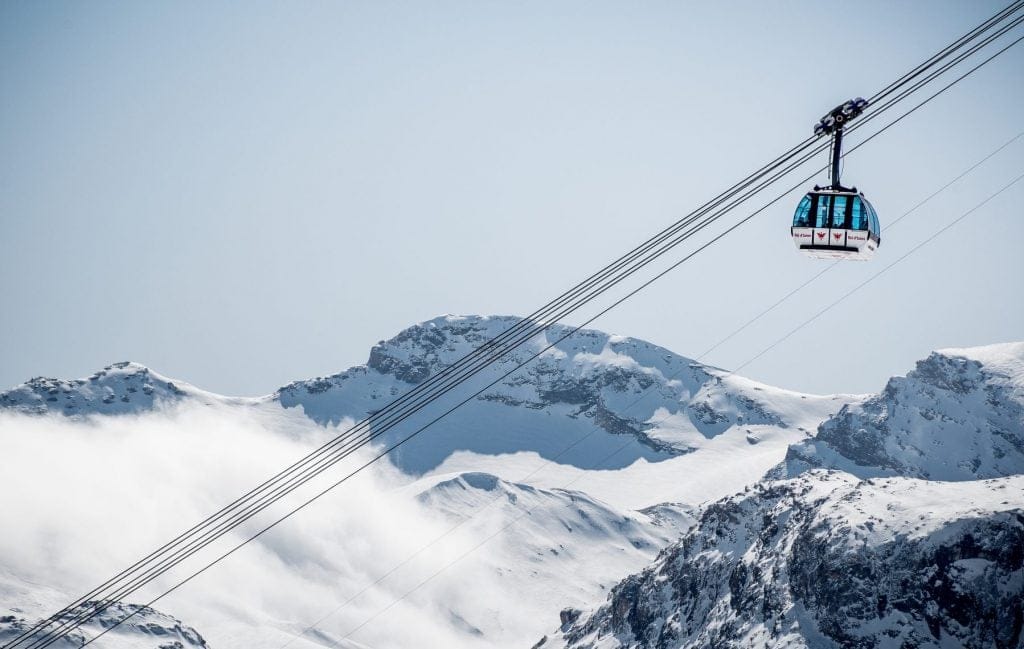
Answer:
0, 404, 543, 649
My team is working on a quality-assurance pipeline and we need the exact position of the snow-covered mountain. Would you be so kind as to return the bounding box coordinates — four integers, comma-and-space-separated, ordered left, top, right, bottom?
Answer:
547, 472, 1024, 649
2, 317, 1020, 649
776, 343, 1024, 481
0, 362, 212, 416
273, 315, 851, 473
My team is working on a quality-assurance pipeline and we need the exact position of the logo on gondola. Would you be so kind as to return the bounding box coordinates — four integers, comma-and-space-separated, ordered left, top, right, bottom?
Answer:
816, 232, 826, 240
833, 233, 843, 240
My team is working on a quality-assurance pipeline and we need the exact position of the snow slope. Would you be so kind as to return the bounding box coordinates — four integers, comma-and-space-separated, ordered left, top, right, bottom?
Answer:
427, 423, 811, 512
289, 471, 695, 649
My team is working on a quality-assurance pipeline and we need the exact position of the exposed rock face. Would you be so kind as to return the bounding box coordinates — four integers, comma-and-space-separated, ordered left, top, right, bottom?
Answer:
778, 344, 1024, 481
551, 472, 1024, 649
278, 315, 779, 435
0, 362, 193, 416
0, 600, 210, 648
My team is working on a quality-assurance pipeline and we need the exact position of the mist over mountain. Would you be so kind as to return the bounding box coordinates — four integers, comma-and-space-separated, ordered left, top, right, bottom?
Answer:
1, 316, 1021, 649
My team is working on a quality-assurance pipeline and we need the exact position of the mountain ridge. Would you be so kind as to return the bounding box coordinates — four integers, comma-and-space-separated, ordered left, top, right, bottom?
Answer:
0, 315, 848, 475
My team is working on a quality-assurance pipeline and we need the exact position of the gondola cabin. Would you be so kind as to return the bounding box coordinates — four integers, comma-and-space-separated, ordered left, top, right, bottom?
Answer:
791, 188, 880, 260
792, 97, 881, 260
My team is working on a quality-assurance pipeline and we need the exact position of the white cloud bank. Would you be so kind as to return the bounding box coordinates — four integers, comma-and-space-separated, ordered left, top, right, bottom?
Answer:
0, 404, 677, 649
0, 405, 524, 649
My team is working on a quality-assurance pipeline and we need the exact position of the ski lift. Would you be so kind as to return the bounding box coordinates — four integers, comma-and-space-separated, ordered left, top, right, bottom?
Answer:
791, 98, 881, 260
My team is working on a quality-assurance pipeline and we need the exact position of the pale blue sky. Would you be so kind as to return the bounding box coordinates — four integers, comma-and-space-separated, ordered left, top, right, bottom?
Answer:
2, 1, 1022, 396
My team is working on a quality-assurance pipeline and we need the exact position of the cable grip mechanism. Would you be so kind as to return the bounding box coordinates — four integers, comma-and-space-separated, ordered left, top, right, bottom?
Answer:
813, 97, 868, 189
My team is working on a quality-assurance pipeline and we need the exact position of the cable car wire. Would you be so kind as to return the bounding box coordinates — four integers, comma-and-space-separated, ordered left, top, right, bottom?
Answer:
699, 129, 1024, 360
868, 0, 1023, 105
733, 171, 1024, 376
77, 33, 1024, 649
11, 6, 1023, 647
18, 10, 1024, 646
277, 126, 1024, 647
8, 109, 846, 649
6, 105, 825, 649
332, 165, 1024, 647
37, 13, 1024, 646
26, 129, 839, 646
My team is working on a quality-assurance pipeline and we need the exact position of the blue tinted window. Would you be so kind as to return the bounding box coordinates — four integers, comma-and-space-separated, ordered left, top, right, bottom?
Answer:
850, 197, 868, 230
792, 196, 812, 227
867, 202, 879, 232
832, 196, 848, 228
814, 194, 831, 228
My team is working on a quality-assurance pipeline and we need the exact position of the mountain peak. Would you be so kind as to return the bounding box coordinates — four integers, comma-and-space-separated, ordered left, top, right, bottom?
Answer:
365, 315, 525, 384
777, 341, 1024, 481
276, 314, 829, 473
0, 361, 199, 416
362, 314, 703, 387
923, 342, 1024, 391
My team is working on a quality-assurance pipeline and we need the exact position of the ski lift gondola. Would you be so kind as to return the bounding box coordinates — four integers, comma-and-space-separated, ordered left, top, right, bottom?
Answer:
791, 98, 881, 260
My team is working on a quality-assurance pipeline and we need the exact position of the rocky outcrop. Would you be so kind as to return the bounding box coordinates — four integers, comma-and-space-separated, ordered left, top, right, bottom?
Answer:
0, 362, 196, 416
274, 315, 833, 472
778, 344, 1024, 481
0, 600, 210, 648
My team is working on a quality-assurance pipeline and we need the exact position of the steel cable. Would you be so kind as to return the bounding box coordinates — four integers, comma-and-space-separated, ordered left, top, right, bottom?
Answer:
10, 4, 1023, 647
